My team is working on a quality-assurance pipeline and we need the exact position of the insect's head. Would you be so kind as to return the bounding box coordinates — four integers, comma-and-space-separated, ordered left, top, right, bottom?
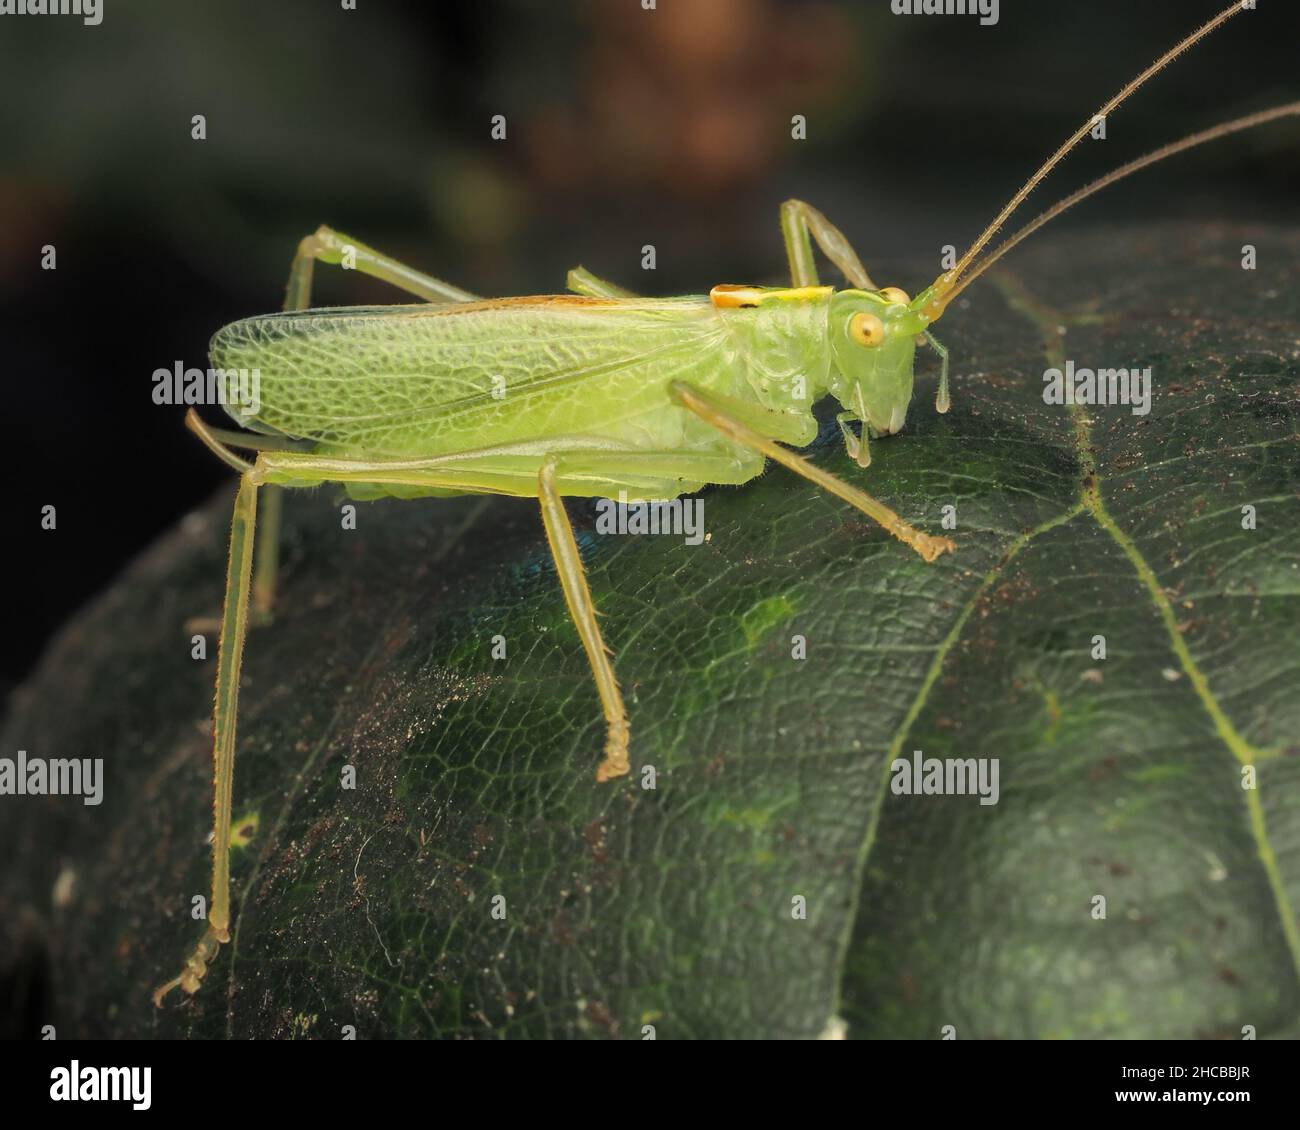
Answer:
827, 287, 929, 440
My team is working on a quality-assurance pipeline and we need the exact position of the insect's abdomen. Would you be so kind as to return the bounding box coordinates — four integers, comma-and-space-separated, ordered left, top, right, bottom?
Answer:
210, 297, 743, 459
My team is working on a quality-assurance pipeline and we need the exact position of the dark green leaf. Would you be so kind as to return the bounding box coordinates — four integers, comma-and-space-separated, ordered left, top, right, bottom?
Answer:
2, 223, 1297, 1039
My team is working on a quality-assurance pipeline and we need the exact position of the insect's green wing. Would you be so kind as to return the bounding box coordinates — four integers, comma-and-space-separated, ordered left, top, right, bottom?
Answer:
210, 296, 728, 458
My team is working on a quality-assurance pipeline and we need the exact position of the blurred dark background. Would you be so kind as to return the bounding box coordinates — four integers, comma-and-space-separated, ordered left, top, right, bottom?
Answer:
3, 0, 1297, 693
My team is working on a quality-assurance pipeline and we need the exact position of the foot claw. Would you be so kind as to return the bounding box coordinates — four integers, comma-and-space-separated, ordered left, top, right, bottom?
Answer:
152, 927, 224, 1007
151, 977, 184, 1009
916, 535, 957, 563
594, 719, 631, 782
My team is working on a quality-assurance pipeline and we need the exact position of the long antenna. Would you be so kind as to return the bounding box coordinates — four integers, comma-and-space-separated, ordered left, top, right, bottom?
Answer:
926, 0, 1246, 316
937, 101, 1300, 306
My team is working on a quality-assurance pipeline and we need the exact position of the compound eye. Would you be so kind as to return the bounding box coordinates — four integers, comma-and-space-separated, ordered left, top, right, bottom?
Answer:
849, 312, 885, 347
879, 286, 911, 306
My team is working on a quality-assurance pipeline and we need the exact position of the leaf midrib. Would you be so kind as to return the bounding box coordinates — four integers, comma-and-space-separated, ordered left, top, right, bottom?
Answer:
829, 271, 1300, 1032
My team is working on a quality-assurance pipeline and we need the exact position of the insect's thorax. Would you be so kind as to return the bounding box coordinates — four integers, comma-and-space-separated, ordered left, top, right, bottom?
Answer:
709, 286, 834, 443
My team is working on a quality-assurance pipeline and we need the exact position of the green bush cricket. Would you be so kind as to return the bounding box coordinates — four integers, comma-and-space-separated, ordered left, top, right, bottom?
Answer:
155, 0, 1299, 1005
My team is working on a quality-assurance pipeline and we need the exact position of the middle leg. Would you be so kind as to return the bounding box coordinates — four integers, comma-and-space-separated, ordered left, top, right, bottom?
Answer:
250, 444, 754, 780
157, 441, 707, 1005
538, 456, 630, 782
670, 381, 955, 563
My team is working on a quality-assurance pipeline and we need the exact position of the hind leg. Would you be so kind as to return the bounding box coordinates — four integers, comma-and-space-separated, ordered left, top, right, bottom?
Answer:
228, 229, 481, 624
780, 199, 877, 290
566, 266, 639, 299
286, 225, 481, 308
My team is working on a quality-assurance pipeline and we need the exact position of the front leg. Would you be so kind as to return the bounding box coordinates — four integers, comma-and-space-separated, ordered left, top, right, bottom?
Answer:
922, 331, 951, 414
